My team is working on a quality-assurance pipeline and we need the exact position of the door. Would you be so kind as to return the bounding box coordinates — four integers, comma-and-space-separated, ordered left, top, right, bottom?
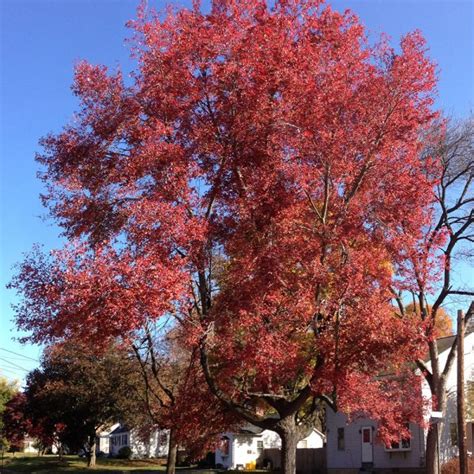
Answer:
361, 427, 373, 463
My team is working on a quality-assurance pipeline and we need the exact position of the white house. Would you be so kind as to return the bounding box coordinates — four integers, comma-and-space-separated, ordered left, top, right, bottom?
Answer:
97, 422, 120, 454
109, 424, 169, 459
22, 436, 38, 454
215, 424, 325, 469
426, 332, 474, 464
325, 327, 474, 473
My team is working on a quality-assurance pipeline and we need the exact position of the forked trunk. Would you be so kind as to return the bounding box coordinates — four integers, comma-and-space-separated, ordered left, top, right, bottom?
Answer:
87, 434, 96, 468
276, 416, 299, 474
166, 428, 177, 474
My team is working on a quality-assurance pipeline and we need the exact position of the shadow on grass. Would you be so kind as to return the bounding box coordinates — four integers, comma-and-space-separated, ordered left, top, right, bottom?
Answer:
1, 455, 274, 474
1, 454, 168, 473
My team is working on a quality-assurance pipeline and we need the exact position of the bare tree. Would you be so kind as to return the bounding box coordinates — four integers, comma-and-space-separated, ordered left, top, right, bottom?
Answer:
131, 324, 180, 474
131, 321, 237, 474
392, 115, 474, 474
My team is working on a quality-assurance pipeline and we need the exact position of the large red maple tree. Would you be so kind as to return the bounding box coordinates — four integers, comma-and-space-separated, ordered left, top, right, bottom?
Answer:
10, 1, 440, 472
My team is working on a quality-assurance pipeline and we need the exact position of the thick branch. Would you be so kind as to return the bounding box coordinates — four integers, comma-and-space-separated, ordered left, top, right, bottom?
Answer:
416, 359, 433, 389
199, 341, 276, 429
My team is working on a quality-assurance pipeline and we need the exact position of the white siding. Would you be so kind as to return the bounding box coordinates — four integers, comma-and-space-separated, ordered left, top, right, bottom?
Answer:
97, 423, 119, 454
326, 410, 425, 470
23, 438, 37, 454
426, 332, 474, 464
232, 434, 262, 468
130, 430, 169, 458
215, 427, 324, 469
300, 429, 324, 448
109, 427, 169, 458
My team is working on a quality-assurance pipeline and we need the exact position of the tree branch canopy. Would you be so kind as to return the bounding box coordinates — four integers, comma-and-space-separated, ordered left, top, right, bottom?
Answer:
9, 0, 439, 447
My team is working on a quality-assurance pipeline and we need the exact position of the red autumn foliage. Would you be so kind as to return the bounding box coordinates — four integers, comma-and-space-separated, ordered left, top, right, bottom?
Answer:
2, 393, 31, 451
9, 0, 440, 464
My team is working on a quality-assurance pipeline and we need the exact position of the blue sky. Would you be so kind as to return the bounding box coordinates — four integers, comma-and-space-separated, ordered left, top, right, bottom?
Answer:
1, 0, 473, 384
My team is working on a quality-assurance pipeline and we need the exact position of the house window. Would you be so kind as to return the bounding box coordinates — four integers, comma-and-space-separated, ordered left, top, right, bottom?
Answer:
160, 432, 168, 446
450, 423, 458, 447
388, 438, 411, 451
122, 434, 128, 445
385, 425, 411, 452
257, 440, 264, 455
337, 428, 345, 451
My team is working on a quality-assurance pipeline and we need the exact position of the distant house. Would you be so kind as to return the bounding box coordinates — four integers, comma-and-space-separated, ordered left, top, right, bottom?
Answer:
109, 424, 169, 459
22, 436, 38, 454
215, 424, 325, 470
96, 423, 120, 454
325, 327, 474, 473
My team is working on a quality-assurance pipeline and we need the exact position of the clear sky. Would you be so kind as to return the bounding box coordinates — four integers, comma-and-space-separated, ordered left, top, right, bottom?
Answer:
1, 0, 473, 384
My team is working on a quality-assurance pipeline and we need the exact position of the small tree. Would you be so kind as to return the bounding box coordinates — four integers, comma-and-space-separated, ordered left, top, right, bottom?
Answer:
25, 342, 143, 467
2, 393, 31, 453
0, 377, 19, 451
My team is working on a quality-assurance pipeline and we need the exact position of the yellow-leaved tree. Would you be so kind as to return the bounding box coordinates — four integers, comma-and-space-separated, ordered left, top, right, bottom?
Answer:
405, 303, 454, 338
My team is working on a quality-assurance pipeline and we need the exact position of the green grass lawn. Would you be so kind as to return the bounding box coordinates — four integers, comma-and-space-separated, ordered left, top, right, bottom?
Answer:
0, 454, 170, 473
0, 454, 271, 473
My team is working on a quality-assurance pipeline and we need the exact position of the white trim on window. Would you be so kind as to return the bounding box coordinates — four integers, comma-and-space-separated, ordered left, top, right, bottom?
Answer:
384, 434, 411, 451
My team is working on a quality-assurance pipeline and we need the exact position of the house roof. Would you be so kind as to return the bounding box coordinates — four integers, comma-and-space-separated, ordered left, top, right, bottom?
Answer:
235, 424, 265, 435
436, 335, 457, 355
233, 423, 324, 440
97, 422, 120, 435
109, 425, 130, 435
422, 329, 474, 362
423, 305, 474, 361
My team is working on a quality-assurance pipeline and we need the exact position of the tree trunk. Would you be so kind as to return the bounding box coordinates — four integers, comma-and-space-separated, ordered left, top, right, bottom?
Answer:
166, 429, 177, 474
87, 434, 96, 468
276, 417, 299, 474
426, 385, 447, 474
425, 425, 439, 474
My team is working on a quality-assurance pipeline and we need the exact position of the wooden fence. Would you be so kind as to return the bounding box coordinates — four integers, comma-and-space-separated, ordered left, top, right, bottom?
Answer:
261, 448, 326, 474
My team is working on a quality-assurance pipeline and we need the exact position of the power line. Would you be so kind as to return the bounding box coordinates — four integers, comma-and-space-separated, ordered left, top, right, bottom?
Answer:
0, 357, 30, 372
0, 356, 34, 362
0, 355, 37, 365
0, 367, 24, 376
0, 348, 39, 362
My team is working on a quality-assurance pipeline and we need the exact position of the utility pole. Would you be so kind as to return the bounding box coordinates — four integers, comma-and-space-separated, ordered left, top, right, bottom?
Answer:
457, 309, 467, 474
